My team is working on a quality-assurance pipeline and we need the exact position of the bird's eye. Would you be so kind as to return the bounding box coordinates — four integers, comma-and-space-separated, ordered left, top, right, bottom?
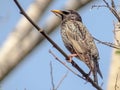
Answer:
62, 11, 69, 15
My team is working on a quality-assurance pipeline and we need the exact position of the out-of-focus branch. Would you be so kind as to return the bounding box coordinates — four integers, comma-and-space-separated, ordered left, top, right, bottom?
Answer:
44, 0, 94, 34
65, 0, 92, 10
0, 0, 52, 80
114, 68, 120, 90
113, 22, 120, 46
103, 0, 120, 89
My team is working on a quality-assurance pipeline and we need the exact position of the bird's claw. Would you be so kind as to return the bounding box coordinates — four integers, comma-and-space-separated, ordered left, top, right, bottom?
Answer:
66, 54, 77, 63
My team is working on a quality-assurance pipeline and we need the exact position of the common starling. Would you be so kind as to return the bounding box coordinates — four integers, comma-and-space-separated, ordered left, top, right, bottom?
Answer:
51, 10, 103, 84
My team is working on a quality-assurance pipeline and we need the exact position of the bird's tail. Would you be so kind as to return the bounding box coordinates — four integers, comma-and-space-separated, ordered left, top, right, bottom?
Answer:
93, 61, 103, 84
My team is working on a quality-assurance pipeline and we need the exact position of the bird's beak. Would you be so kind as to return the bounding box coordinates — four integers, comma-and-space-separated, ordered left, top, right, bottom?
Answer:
51, 10, 63, 15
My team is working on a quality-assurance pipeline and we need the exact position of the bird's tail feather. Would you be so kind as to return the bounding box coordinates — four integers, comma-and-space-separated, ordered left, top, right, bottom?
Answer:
96, 62, 103, 79
93, 62, 98, 84
93, 61, 103, 84
96, 61, 103, 79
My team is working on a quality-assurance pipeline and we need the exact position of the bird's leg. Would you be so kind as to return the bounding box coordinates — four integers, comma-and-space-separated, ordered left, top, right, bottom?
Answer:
67, 54, 78, 62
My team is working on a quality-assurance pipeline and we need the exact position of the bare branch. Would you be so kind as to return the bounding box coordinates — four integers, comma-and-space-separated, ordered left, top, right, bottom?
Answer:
50, 61, 55, 90
111, 0, 116, 9
92, 1, 120, 49
92, 0, 119, 22
49, 49, 84, 80
93, 37, 120, 49
50, 61, 68, 90
103, 0, 120, 22
55, 72, 68, 90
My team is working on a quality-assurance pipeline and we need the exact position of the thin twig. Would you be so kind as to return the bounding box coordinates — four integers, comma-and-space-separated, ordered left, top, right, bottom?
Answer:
111, 0, 116, 9
92, 0, 120, 49
14, 0, 103, 90
91, 5, 106, 9
103, 0, 120, 22
55, 72, 68, 90
49, 49, 85, 80
50, 61, 68, 90
93, 37, 120, 49
50, 61, 55, 90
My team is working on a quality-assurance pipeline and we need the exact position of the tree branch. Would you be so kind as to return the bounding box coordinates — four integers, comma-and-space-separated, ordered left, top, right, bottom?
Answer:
93, 37, 120, 49
103, 0, 120, 22
55, 72, 68, 90
50, 61, 55, 90
49, 49, 85, 80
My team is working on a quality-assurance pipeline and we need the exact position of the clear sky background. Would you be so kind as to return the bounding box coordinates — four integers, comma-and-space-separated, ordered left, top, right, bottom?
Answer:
0, 0, 118, 90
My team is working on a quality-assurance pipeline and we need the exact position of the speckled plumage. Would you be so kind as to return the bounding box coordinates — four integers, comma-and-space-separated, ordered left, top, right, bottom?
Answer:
52, 10, 103, 84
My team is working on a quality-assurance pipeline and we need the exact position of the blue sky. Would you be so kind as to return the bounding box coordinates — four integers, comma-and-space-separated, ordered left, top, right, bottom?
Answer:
0, 0, 118, 90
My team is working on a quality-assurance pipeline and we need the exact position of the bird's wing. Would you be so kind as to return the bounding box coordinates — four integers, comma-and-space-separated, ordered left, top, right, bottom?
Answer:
64, 20, 92, 55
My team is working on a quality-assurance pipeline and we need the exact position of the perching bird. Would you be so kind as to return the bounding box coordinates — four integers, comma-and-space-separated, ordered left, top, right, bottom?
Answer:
51, 10, 103, 84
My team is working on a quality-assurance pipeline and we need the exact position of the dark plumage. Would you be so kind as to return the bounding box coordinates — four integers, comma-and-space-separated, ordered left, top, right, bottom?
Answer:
51, 10, 103, 84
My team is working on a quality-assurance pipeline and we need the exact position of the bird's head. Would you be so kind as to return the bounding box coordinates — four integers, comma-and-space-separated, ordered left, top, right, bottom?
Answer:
51, 10, 82, 22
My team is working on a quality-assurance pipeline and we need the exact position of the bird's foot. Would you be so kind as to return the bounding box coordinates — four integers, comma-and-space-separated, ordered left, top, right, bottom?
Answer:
66, 54, 77, 63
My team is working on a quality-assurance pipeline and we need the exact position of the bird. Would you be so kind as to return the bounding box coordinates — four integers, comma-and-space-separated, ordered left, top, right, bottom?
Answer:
51, 10, 103, 84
